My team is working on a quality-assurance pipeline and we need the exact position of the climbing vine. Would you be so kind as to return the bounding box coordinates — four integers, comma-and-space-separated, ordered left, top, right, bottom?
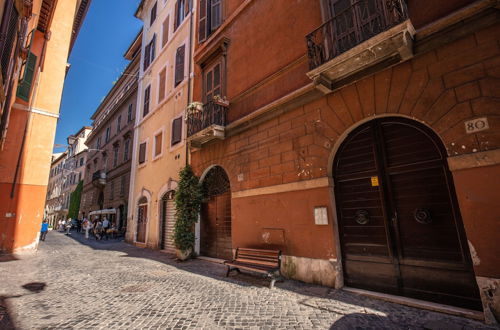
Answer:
174, 165, 203, 254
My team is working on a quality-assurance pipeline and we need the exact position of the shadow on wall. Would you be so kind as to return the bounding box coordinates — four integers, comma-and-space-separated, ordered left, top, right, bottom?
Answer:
0, 282, 46, 329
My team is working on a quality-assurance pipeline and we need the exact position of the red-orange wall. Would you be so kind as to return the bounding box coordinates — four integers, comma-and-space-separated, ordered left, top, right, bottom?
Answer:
232, 187, 336, 259
452, 164, 500, 278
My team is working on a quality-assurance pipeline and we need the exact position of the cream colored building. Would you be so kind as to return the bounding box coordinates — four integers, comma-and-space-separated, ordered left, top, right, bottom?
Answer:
127, 0, 195, 251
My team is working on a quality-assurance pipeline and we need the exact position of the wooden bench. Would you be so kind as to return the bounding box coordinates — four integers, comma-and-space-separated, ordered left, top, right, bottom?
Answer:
224, 248, 282, 289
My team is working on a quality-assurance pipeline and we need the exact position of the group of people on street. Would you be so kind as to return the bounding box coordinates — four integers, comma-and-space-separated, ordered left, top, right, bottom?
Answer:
40, 216, 120, 242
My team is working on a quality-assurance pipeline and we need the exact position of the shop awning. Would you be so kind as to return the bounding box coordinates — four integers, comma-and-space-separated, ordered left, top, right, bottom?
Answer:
88, 208, 116, 216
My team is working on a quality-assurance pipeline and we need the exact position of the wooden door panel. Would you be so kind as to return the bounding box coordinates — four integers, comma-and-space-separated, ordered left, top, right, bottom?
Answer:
335, 118, 481, 310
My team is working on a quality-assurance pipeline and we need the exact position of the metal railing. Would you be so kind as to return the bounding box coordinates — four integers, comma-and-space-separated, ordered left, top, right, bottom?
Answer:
187, 100, 228, 137
306, 0, 408, 70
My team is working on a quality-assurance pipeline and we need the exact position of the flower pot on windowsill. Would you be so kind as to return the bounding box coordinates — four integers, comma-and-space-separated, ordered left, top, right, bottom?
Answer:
176, 247, 192, 261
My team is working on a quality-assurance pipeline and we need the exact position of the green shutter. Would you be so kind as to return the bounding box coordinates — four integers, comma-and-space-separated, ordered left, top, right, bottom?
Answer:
16, 52, 37, 101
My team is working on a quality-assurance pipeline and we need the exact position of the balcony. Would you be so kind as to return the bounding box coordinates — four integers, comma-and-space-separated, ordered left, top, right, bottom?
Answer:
92, 170, 106, 187
306, 0, 414, 93
187, 100, 228, 147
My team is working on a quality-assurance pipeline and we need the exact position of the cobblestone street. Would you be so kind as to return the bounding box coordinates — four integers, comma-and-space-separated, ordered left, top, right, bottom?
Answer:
0, 231, 494, 329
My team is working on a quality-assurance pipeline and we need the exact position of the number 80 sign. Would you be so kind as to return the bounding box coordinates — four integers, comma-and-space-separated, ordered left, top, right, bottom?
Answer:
465, 117, 489, 134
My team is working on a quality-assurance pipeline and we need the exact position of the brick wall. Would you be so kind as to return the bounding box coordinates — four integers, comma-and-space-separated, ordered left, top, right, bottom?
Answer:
192, 22, 500, 191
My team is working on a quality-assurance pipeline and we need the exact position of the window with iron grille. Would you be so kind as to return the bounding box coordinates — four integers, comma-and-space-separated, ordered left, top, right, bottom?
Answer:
113, 147, 119, 167
198, 0, 222, 43
171, 117, 182, 146
0, 1, 19, 85
143, 85, 151, 117
139, 142, 147, 164
150, 2, 157, 26
174, 45, 185, 86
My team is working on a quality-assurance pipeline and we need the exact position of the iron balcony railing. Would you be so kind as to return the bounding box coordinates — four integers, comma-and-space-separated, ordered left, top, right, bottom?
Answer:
306, 0, 409, 70
187, 100, 228, 137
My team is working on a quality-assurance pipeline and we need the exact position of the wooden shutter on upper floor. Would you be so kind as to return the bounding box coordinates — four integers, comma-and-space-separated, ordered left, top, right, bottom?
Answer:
184, 0, 191, 16
198, 0, 207, 43
162, 16, 169, 47
16, 52, 37, 101
174, 45, 185, 86
158, 68, 166, 102
151, 34, 156, 62
171, 117, 182, 145
210, 0, 222, 30
139, 142, 146, 163
143, 86, 150, 117
174, 0, 180, 30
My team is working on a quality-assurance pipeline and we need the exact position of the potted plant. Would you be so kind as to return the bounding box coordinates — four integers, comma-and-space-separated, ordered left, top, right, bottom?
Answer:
174, 165, 203, 260
212, 95, 229, 106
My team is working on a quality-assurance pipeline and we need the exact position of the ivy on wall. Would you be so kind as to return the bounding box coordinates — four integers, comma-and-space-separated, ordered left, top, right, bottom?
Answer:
174, 165, 203, 253
68, 180, 83, 219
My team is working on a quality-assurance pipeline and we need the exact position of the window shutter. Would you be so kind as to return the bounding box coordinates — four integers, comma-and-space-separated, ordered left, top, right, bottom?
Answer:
198, 0, 207, 43
151, 34, 156, 62
162, 16, 169, 47
0, 2, 19, 84
174, 45, 185, 86
139, 143, 146, 163
143, 86, 150, 117
155, 133, 162, 156
158, 68, 166, 102
171, 117, 182, 145
210, 0, 222, 31
174, 0, 179, 30
150, 2, 157, 26
16, 52, 37, 101
143, 43, 150, 70
184, 0, 190, 16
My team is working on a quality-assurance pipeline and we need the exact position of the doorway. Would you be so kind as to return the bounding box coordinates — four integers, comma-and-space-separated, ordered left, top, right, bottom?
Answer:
200, 166, 232, 260
160, 191, 176, 253
333, 117, 481, 310
136, 197, 148, 243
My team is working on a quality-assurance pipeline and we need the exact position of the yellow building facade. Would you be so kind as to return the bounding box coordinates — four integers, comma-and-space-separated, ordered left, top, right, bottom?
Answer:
127, 0, 195, 251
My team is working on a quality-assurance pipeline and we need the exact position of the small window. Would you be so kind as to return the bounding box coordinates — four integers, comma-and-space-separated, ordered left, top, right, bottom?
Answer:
139, 142, 147, 164
124, 139, 130, 161
162, 16, 170, 47
204, 61, 222, 102
150, 2, 157, 26
110, 180, 115, 200
171, 117, 182, 145
113, 147, 119, 167
105, 126, 111, 143
174, 0, 190, 30
143, 85, 151, 117
174, 45, 185, 86
154, 132, 163, 157
79, 158, 84, 167
117, 115, 122, 132
96, 137, 101, 149
158, 68, 166, 102
120, 175, 126, 196
128, 104, 133, 122
143, 35, 156, 71
198, 0, 222, 43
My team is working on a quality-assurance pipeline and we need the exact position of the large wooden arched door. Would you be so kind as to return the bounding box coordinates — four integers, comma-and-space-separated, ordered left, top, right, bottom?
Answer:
334, 117, 481, 310
200, 166, 232, 260
160, 191, 176, 253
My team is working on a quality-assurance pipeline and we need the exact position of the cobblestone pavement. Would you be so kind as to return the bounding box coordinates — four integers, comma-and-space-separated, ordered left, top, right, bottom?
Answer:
0, 231, 494, 330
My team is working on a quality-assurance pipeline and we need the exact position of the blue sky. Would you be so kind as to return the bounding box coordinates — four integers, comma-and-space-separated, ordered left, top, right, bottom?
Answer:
54, 0, 142, 150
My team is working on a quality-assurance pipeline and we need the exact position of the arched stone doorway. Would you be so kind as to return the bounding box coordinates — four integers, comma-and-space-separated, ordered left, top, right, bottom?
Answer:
200, 166, 232, 259
136, 197, 148, 243
333, 117, 481, 310
160, 190, 176, 253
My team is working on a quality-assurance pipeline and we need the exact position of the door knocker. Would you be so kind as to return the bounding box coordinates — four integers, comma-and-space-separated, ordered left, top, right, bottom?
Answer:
354, 210, 370, 225
414, 208, 432, 224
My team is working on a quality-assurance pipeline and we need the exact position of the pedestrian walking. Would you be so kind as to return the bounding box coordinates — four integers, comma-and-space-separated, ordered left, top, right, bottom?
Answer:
40, 220, 49, 241
76, 218, 82, 233
84, 219, 93, 239
65, 218, 72, 235
102, 217, 110, 240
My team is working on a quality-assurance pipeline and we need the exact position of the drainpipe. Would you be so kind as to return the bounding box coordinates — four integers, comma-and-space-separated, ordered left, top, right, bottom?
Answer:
185, 1, 194, 167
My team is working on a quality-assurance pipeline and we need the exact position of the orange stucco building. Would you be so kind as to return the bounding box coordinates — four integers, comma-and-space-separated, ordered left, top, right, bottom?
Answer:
187, 0, 500, 323
0, 0, 90, 253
